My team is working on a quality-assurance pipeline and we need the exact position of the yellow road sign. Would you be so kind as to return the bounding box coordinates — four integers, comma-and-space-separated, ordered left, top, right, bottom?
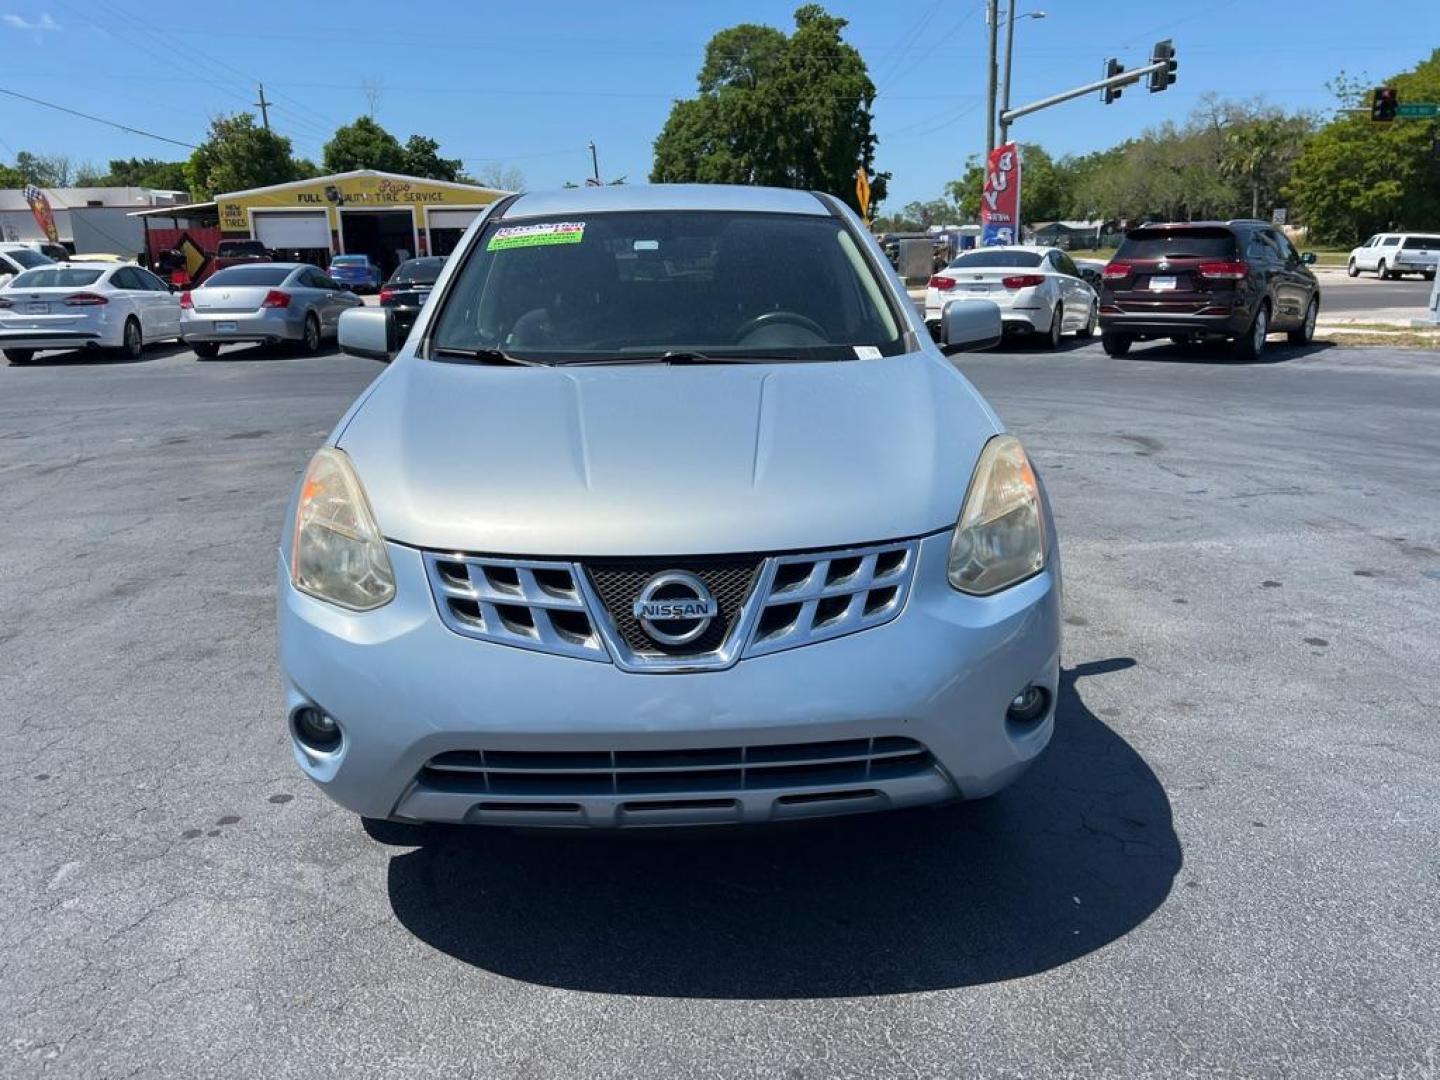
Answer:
854, 168, 871, 220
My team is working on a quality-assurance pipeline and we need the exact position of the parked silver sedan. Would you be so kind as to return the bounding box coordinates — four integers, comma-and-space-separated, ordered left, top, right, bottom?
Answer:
180, 262, 362, 358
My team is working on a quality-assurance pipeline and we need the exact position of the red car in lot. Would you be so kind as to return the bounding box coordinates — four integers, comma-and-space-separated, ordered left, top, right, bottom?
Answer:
1098, 221, 1320, 360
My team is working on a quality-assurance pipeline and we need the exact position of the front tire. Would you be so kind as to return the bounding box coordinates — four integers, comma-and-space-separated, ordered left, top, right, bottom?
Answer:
1288, 298, 1319, 345
1077, 301, 1097, 338
191, 341, 221, 359
1378, 260, 1391, 280
1046, 304, 1063, 349
115, 318, 143, 360
1101, 332, 1132, 357
1233, 303, 1269, 361
1346, 259, 1359, 278
4, 348, 35, 365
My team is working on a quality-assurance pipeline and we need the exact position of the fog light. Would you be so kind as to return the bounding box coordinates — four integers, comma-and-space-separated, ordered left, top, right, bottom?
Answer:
1006, 686, 1049, 725
292, 706, 342, 752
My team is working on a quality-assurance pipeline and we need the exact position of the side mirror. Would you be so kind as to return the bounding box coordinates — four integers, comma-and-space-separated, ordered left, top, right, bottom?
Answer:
338, 307, 399, 362
938, 299, 1003, 355
1301, 251, 1317, 265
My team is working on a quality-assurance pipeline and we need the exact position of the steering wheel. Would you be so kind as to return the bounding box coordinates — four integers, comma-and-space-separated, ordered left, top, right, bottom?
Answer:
732, 310, 828, 344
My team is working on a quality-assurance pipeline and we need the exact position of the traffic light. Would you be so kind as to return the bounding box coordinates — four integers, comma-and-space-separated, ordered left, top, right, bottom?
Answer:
1371, 87, 1398, 122
1149, 39, 1178, 93
1103, 59, 1125, 105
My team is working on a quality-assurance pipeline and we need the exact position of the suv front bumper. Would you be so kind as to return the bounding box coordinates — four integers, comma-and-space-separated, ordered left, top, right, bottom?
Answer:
278, 532, 1062, 827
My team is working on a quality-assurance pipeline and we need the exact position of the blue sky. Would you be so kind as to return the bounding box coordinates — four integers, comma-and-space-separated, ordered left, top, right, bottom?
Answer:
1, 1, 1436, 207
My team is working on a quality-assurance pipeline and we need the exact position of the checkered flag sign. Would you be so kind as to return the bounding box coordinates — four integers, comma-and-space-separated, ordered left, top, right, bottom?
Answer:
23, 185, 60, 242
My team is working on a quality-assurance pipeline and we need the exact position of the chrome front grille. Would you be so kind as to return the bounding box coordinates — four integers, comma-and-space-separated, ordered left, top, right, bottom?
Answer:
420, 736, 934, 797
586, 558, 760, 656
746, 542, 916, 658
422, 538, 920, 670
424, 555, 606, 661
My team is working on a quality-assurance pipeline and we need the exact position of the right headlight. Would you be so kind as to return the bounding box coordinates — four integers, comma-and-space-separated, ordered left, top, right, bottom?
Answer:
291, 447, 395, 611
948, 434, 1046, 595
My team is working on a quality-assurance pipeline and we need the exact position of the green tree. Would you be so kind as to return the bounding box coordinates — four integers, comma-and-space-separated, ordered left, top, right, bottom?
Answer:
945, 158, 986, 219
13, 151, 72, 186
1286, 49, 1440, 244
651, 5, 888, 214
942, 145, 1068, 223
474, 164, 526, 192
400, 135, 464, 182
322, 116, 407, 173
99, 157, 192, 192
0, 162, 25, 187
185, 114, 308, 199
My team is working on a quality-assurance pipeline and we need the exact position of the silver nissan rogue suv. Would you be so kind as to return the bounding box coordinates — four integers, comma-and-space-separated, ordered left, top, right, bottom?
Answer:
278, 183, 1061, 829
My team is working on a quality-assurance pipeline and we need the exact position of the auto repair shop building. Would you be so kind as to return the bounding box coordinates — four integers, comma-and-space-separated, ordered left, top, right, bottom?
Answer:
213, 170, 508, 277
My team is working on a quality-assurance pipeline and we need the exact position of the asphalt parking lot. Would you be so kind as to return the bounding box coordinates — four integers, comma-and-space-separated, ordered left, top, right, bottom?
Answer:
3, 339, 1438, 1078
1313, 270, 1433, 316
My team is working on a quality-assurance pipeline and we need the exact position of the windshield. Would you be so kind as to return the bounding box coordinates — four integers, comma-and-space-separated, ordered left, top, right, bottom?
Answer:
6, 248, 53, 270
429, 210, 903, 363
1117, 228, 1236, 260
947, 250, 1042, 269
391, 257, 445, 283
203, 265, 293, 287
10, 267, 103, 288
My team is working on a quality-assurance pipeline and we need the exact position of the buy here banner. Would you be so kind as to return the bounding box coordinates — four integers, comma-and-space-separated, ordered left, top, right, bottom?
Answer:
980, 143, 1022, 247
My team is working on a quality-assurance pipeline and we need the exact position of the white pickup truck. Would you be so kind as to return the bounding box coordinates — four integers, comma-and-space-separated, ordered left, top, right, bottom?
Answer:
1347, 233, 1440, 280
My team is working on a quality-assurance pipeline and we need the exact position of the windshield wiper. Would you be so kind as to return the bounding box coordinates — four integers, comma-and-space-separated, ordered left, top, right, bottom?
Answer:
432, 346, 552, 367
560, 350, 809, 367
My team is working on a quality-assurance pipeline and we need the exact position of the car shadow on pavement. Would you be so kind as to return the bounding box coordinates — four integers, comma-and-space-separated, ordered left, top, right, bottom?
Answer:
194, 343, 338, 362
987, 335, 1096, 355
1122, 340, 1334, 366
381, 656, 1181, 998
9, 341, 192, 367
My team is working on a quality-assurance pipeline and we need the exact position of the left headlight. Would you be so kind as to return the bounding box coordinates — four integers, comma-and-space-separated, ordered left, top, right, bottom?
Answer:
291, 447, 395, 611
948, 434, 1046, 595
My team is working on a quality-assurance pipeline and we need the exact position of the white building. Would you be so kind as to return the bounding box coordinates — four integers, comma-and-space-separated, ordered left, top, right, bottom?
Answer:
0, 186, 187, 255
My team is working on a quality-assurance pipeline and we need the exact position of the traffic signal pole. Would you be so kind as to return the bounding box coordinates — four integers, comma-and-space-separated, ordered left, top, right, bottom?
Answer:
1000, 58, 1171, 127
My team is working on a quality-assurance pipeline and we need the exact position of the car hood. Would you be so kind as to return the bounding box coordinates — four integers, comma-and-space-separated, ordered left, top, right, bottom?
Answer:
337, 351, 1003, 557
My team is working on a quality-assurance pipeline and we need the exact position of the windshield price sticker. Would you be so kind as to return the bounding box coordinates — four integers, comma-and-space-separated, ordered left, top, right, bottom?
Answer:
488, 222, 586, 251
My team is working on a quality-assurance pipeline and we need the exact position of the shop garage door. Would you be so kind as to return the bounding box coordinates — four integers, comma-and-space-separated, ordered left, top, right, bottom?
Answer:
428, 209, 481, 231
428, 208, 481, 257
253, 211, 330, 251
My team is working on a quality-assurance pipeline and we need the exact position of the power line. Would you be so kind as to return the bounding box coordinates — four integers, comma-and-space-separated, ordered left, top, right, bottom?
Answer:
0, 87, 198, 149
77, 0, 339, 147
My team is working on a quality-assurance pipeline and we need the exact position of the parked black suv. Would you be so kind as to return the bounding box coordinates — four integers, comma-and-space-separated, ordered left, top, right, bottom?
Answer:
1099, 221, 1320, 360
379, 255, 447, 339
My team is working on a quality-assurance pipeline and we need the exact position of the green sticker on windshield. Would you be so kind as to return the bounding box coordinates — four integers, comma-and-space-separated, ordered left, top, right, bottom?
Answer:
488, 221, 586, 251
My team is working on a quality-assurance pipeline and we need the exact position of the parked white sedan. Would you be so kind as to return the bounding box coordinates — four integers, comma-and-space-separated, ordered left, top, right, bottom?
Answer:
0, 263, 181, 364
925, 246, 1098, 348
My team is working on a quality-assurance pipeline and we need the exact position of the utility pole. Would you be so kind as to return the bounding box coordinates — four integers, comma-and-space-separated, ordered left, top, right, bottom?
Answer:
999, 6, 1018, 146
984, 0, 999, 156
588, 140, 601, 185
255, 83, 272, 132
